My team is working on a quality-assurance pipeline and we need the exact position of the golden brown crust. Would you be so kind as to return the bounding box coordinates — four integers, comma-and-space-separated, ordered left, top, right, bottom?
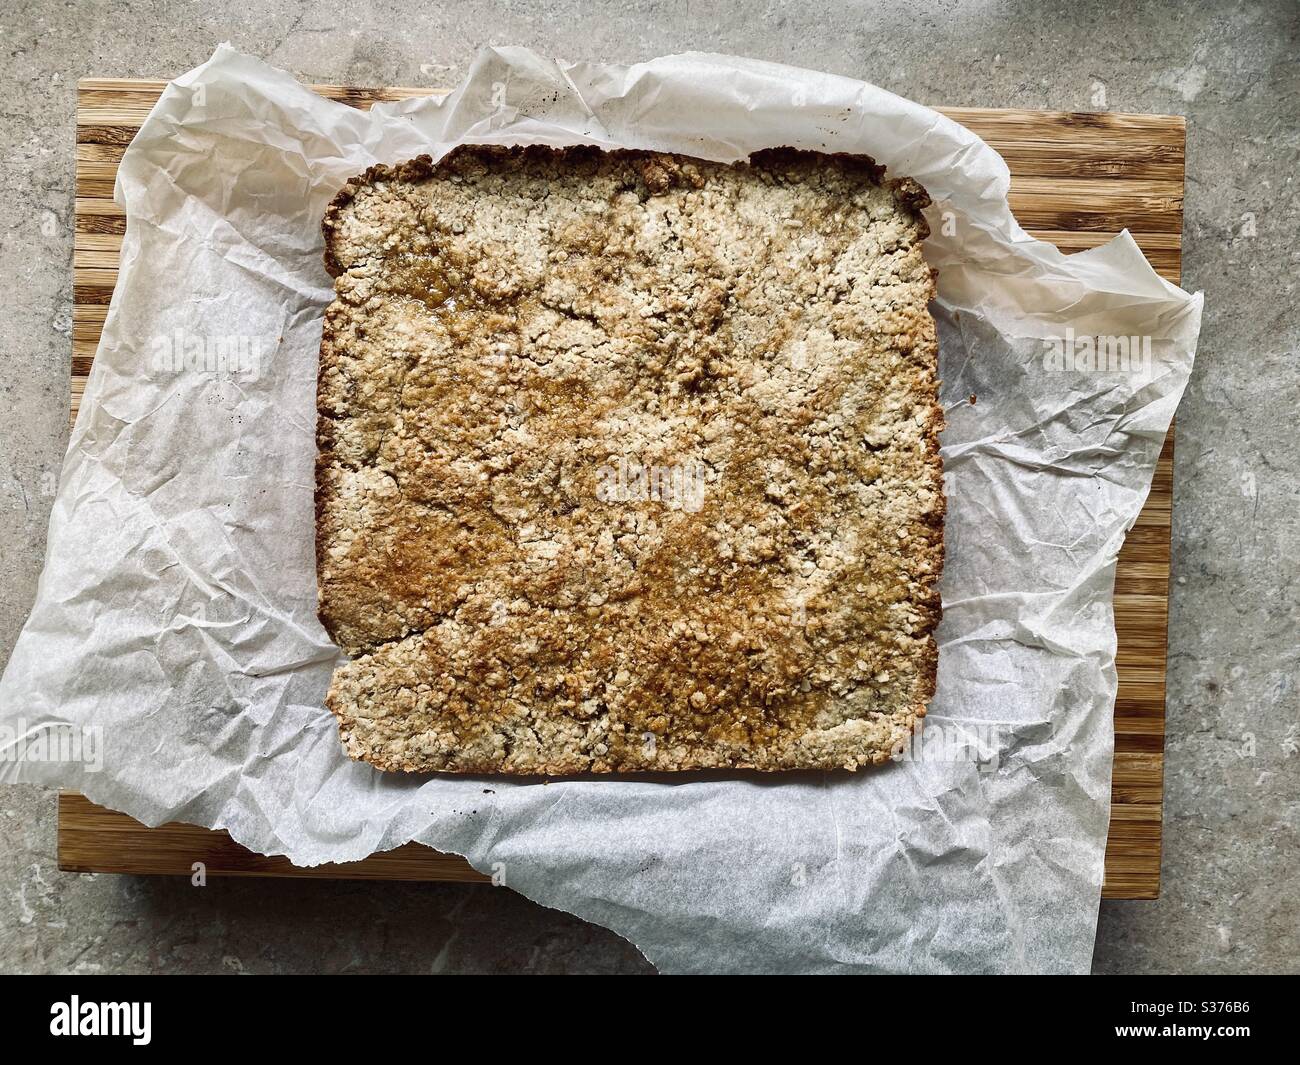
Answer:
316, 144, 944, 774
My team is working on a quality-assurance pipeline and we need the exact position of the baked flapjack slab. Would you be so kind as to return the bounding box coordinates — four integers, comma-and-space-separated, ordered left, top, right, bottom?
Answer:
317, 145, 944, 773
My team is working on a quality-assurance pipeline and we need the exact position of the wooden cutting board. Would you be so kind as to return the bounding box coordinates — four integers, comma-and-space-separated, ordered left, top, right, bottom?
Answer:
66, 79, 1182, 900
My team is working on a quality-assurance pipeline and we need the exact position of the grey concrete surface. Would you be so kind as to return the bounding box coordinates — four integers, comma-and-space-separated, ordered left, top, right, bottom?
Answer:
0, 0, 1296, 974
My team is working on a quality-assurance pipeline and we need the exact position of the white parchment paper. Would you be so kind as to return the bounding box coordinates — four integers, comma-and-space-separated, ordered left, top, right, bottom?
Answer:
0, 44, 1201, 973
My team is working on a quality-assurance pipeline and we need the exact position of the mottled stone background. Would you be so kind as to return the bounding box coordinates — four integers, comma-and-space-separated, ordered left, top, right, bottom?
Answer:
1, 0, 1295, 974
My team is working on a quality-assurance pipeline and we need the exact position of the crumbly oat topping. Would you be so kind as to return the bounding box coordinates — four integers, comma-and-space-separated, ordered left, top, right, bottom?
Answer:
317, 145, 944, 773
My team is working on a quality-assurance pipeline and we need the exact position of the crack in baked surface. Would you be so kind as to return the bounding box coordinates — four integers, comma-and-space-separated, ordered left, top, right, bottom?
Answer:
316, 145, 944, 773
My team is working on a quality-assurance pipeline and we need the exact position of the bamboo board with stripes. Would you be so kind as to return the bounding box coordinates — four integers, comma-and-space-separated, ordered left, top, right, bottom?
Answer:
67, 79, 1183, 900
